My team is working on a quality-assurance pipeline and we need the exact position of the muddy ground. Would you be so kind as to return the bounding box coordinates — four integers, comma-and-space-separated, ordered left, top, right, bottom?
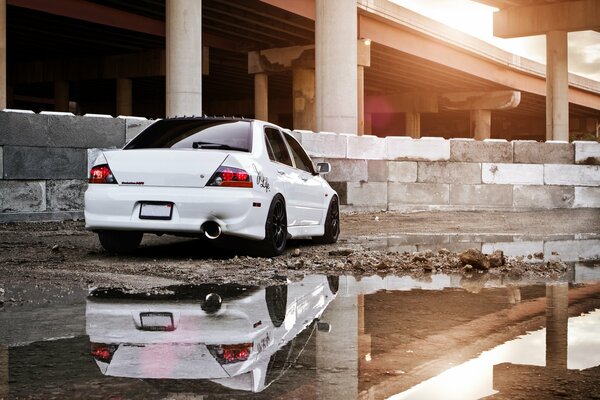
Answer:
1, 209, 599, 299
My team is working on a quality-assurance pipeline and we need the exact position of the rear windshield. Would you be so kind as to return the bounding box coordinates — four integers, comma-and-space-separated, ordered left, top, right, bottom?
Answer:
125, 119, 252, 152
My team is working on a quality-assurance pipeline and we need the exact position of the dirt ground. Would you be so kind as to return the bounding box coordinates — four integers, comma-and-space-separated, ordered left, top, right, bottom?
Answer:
1, 209, 599, 296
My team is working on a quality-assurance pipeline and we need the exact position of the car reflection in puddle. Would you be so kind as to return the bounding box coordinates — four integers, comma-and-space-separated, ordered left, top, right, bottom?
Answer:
85, 275, 339, 393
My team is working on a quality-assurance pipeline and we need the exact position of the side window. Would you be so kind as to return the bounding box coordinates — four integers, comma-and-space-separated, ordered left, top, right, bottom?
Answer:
284, 133, 315, 174
265, 128, 293, 166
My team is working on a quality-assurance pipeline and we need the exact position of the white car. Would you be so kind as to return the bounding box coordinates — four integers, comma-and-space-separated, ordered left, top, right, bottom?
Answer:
84, 117, 340, 256
86, 275, 339, 392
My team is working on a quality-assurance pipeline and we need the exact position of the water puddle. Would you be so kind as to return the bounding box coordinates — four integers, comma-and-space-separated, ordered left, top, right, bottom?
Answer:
1, 267, 599, 399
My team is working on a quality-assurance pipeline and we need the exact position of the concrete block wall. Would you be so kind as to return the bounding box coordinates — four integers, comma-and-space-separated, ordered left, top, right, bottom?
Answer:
0, 110, 156, 222
293, 130, 600, 212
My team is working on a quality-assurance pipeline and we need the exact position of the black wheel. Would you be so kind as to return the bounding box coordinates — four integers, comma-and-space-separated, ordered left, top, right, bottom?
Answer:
313, 196, 340, 244
259, 194, 288, 257
265, 285, 288, 327
98, 230, 143, 254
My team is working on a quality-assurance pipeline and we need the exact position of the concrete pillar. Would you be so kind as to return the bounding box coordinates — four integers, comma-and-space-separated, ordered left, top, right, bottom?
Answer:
54, 81, 69, 112
293, 68, 315, 131
470, 109, 491, 140
358, 66, 365, 135
254, 73, 268, 121
365, 112, 373, 135
546, 30, 569, 142
116, 78, 133, 116
316, 277, 358, 399
406, 112, 421, 138
316, 0, 357, 134
545, 283, 568, 369
166, 0, 202, 117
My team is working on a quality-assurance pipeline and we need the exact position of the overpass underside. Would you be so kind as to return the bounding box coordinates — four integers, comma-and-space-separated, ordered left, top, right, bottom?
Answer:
5, 0, 600, 141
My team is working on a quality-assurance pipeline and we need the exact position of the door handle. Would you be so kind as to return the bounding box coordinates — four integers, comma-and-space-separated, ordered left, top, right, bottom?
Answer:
301, 177, 308, 181
277, 170, 285, 175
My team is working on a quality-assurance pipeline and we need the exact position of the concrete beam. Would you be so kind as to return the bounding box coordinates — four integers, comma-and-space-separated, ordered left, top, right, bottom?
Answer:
493, 0, 600, 38
440, 90, 521, 111
366, 93, 438, 113
248, 45, 314, 74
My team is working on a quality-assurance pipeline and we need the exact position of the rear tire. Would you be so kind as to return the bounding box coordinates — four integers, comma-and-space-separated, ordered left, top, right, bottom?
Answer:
259, 194, 288, 257
313, 196, 340, 244
98, 230, 143, 254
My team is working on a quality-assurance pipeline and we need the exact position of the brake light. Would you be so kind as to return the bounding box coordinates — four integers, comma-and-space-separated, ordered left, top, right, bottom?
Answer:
207, 343, 253, 364
207, 166, 252, 188
89, 164, 117, 184
91, 343, 118, 363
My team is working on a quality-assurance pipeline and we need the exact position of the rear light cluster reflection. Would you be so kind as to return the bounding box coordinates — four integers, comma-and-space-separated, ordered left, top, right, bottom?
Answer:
91, 342, 118, 363
207, 166, 252, 188
208, 343, 252, 364
89, 164, 117, 184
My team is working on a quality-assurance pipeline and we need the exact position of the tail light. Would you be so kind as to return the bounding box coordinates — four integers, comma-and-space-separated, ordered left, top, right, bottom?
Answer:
91, 342, 118, 363
207, 166, 252, 188
208, 343, 253, 364
89, 164, 117, 184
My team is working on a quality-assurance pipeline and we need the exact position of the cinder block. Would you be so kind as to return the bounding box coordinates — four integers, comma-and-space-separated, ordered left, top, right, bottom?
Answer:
450, 139, 512, 163
49, 114, 126, 148
418, 162, 481, 184
574, 141, 600, 165
347, 135, 386, 160
0, 111, 51, 146
388, 183, 449, 205
482, 163, 544, 185
323, 159, 368, 182
298, 131, 347, 158
368, 160, 388, 182
347, 182, 387, 207
449, 184, 513, 206
574, 187, 600, 208
386, 137, 450, 161
513, 185, 574, 208
328, 182, 347, 205
3, 146, 87, 179
46, 180, 88, 211
513, 140, 574, 164
545, 240, 600, 262
388, 161, 417, 182
0, 180, 46, 212
544, 164, 600, 186
482, 241, 544, 260
122, 117, 156, 143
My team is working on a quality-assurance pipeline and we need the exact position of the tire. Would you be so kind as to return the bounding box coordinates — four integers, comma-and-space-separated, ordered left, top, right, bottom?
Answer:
259, 194, 288, 257
265, 285, 288, 327
327, 276, 339, 294
313, 196, 340, 244
98, 230, 143, 254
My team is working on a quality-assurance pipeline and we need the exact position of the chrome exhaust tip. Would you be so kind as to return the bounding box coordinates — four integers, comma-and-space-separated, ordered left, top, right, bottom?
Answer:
202, 222, 222, 240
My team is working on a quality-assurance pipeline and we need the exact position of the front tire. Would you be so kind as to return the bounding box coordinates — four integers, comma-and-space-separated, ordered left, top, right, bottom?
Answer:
259, 194, 288, 257
313, 196, 340, 244
98, 230, 143, 254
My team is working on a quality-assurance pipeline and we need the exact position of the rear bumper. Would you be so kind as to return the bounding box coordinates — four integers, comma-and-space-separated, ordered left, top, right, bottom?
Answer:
84, 184, 271, 240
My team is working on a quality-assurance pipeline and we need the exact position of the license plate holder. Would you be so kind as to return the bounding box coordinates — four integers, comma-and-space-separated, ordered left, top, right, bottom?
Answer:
139, 312, 174, 331
139, 202, 173, 220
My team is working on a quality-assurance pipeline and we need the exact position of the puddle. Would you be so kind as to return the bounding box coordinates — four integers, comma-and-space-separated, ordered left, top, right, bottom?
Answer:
1, 269, 599, 399
354, 233, 600, 262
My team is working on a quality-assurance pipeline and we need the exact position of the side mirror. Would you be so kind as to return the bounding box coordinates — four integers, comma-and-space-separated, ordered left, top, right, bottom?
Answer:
316, 162, 331, 174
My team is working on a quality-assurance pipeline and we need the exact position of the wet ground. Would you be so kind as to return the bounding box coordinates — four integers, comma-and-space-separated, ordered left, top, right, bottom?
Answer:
1, 209, 599, 399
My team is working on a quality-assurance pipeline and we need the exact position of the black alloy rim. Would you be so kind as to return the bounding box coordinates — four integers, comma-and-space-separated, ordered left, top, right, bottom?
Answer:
331, 198, 340, 235
272, 200, 286, 248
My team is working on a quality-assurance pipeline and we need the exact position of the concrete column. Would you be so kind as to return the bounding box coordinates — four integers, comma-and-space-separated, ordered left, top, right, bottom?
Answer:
166, 0, 202, 117
546, 30, 569, 141
254, 73, 268, 121
0, 0, 5, 110
470, 109, 491, 140
116, 78, 133, 116
365, 112, 373, 135
316, 0, 357, 134
54, 81, 69, 112
545, 283, 568, 369
292, 68, 315, 131
405, 112, 421, 138
358, 66, 365, 135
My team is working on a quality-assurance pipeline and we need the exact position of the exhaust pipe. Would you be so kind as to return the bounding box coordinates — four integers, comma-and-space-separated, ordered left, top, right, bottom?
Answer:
202, 221, 222, 240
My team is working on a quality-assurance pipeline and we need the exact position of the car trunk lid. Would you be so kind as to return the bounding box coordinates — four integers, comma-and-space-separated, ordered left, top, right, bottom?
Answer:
104, 149, 228, 188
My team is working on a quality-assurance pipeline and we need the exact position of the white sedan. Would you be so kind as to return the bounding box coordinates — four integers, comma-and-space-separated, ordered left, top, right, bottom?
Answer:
84, 117, 340, 256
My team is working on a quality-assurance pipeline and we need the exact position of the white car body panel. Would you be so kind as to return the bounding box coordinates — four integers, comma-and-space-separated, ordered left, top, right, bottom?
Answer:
84, 119, 336, 242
